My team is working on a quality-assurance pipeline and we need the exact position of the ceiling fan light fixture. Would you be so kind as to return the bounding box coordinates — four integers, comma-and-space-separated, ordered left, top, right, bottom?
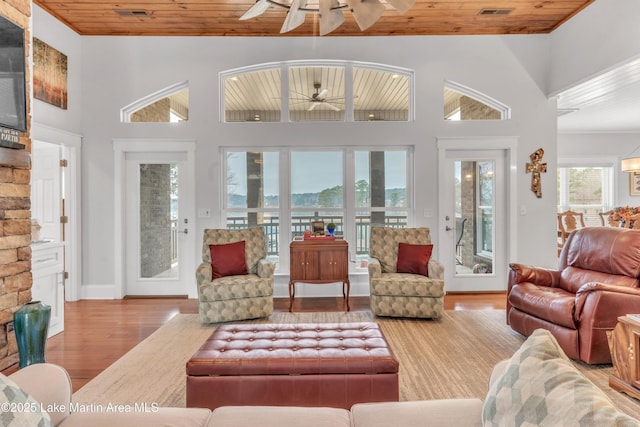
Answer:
240, 0, 415, 35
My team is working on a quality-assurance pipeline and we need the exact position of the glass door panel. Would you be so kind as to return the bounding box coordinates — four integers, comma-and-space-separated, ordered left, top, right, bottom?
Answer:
125, 151, 191, 296
453, 160, 495, 275
441, 148, 506, 292
138, 163, 179, 279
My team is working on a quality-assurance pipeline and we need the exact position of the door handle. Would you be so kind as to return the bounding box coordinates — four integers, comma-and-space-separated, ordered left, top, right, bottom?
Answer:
445, 226, 453, 231
178, 228, 188, 234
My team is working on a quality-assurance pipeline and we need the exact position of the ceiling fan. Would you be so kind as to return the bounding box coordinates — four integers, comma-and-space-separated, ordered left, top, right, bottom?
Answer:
290, 83, 344, 112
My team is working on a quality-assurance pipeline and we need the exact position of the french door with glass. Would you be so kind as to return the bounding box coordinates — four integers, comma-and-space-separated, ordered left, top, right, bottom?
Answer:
124, 152, 193, 296
439, 148, 508, 292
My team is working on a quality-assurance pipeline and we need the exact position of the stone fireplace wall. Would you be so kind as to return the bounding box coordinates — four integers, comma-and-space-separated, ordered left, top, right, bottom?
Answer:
0, 0, 32, 370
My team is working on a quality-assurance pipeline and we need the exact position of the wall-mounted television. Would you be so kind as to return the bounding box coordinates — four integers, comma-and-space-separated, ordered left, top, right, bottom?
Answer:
0, 16, 27, 133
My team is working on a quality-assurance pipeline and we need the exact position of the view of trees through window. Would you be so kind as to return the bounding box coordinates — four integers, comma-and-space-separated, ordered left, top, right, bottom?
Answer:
557, 166, 612, 226
224, 148, 410, 263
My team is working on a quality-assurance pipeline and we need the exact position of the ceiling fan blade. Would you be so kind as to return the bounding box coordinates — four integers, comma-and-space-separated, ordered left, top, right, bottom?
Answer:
385, 0, 416, 14
346, 0, 385, 31
290, 90, 313, 99
325, 102, 342, 112
239, 0, 271, 20
308, 103, 318, 111
316, 88, 329, 100
281, 0, 308, 33
319, 0, 345, 36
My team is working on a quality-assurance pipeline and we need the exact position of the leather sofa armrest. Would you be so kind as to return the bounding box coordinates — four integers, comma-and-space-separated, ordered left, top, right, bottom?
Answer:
507, 263, 560, 324
257, 258, 275, 278
9, 363, 72, 426
368, 258, 382, 278
575, 283, 640, 321
508, 263, 560, 288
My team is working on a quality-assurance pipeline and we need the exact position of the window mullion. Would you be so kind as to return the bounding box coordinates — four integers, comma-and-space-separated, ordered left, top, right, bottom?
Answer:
344, 148, 356, 261
280, 149, 291, 273
344, 63, 354, 122
281, 63, 289, 123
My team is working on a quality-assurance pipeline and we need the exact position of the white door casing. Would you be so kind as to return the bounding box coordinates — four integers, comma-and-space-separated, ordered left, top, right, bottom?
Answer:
30, 124, 82, 337
437, 137, 518, 292
114, 139, 196, 298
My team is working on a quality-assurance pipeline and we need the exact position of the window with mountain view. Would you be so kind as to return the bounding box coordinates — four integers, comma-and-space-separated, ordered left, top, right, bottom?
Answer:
225, 151, 280, 254
291, 151, 344, 240
354, 150, 408, 254
222, 147, 411, 266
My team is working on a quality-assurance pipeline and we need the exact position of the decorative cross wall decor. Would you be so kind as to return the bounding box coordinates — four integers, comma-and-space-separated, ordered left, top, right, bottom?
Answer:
526, 148, 547, 198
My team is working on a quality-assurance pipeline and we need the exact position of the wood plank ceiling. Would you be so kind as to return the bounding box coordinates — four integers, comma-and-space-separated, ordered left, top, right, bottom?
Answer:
34, 0, 594, 37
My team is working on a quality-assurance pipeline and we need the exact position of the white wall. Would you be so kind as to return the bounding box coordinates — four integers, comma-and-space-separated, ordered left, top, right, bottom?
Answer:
551, 2, 640, 222
549, 0, 640, 95
75, 35, 558, 298
31, 6, 83, 133
33, 6, 578, 298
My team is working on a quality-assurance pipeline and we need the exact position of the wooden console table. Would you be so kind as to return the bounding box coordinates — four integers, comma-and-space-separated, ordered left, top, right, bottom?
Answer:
289, 239, 350, 312
608, 314, 640, 400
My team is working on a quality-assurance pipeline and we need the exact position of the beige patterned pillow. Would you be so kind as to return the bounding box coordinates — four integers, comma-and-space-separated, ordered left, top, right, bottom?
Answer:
483, 329, 639, 427
0, 373, 52, 427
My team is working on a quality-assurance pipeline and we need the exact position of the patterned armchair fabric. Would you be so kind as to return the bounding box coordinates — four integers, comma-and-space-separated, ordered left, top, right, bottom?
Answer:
196, 227, 274, 323
368, 227, 445, 319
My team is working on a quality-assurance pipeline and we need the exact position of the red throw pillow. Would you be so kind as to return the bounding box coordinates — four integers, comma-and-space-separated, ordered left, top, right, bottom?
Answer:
209, 240, 248, 279
396, 243, 433, 277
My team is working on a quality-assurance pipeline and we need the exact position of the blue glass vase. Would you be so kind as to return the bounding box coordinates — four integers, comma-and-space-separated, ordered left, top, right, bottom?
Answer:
14, 301, 51, 368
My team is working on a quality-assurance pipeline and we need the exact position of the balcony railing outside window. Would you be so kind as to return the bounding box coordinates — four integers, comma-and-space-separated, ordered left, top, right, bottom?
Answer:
227, 214, 406, 256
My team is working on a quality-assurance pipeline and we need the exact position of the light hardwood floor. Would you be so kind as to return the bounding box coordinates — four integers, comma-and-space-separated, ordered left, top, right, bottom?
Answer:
14, 294, 506, 392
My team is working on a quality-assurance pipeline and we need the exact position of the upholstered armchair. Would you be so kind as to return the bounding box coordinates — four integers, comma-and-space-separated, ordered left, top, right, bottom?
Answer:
368, 227, 445, 319
507, 227, 640, 364
196, 227, 275, 324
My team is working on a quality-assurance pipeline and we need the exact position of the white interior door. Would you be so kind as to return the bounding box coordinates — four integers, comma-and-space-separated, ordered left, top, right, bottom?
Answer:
31, 141, 62, 241
439, 149, 507, 292
124, 151, 193, 296
31, 140, 65, 336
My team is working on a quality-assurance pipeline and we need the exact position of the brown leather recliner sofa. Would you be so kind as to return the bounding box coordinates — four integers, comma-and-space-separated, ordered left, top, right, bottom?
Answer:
507, 226, 640, 364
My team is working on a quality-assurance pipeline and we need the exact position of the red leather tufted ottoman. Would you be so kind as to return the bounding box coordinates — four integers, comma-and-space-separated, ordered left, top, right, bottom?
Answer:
186, 322, 399, 410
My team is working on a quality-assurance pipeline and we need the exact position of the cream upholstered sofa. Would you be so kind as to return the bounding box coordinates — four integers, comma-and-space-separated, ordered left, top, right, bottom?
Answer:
368, 226, 445, 318
196, 227, 274, 324
6, 329, 637, 426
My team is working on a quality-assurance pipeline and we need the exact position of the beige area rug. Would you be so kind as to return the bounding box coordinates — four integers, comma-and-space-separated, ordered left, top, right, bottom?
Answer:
73, 310, 640, 419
